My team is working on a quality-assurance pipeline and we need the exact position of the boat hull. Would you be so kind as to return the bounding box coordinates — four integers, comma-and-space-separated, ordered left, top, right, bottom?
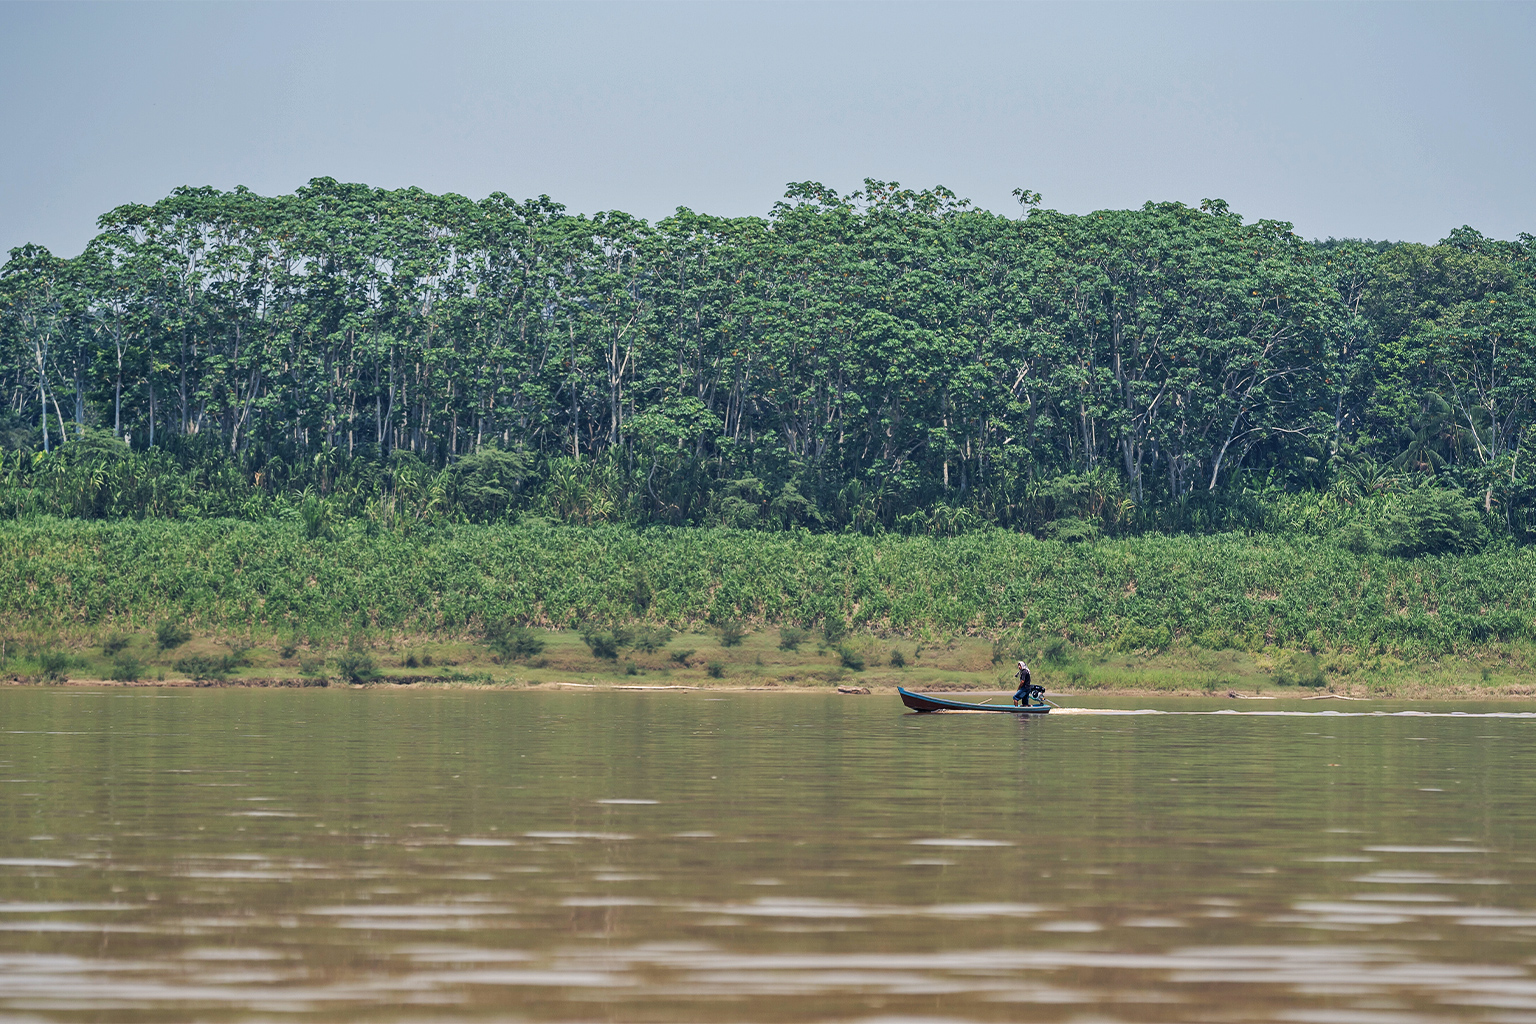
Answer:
898, 686, 1051, 714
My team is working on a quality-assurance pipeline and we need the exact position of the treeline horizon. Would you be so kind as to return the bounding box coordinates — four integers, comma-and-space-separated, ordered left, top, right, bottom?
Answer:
1, 177, 1533, 543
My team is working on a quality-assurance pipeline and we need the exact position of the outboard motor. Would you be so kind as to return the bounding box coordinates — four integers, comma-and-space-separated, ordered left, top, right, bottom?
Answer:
1020, 682, 1046, 706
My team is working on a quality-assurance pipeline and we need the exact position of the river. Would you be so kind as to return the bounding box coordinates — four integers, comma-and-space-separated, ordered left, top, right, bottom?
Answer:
2, 687, 1535, 1022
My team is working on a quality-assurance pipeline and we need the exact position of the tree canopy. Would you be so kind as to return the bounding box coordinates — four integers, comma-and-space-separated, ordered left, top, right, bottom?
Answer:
3, 178, 1533, 540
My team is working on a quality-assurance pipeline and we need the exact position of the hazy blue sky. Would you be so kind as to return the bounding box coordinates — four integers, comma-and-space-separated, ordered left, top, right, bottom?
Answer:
3, 1, 1532, 258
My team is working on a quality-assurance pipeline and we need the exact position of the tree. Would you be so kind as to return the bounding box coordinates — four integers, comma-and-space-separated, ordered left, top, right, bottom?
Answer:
0, 244, 69, 451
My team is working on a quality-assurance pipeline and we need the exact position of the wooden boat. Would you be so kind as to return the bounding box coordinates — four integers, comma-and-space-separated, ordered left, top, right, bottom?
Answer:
898, 686, 1051, 714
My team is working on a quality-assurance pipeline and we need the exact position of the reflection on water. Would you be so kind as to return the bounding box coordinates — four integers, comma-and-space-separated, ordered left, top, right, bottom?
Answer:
1, 689, 1534, 1022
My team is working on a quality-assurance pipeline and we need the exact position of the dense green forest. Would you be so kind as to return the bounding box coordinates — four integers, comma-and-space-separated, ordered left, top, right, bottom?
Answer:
2, 179, 1532, 545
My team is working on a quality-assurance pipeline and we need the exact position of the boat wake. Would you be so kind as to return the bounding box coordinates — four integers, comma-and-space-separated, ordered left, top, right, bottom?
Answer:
1048, 707, 1536, 718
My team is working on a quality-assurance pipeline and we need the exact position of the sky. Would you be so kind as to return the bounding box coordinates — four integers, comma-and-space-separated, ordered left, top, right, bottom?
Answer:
2, 1, 1533, 259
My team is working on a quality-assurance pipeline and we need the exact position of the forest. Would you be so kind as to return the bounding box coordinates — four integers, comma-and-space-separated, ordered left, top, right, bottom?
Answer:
2, 178, 1533, 547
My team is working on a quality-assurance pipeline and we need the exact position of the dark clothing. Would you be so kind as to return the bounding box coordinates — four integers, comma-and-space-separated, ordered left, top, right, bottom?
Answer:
1013, 667, 1035, 706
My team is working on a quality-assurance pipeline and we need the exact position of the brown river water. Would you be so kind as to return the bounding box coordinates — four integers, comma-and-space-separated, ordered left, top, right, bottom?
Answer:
2, 687, 1535, 1023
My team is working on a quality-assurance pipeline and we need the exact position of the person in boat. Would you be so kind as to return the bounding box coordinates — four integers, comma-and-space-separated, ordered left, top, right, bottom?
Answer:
1013, 661, 1044, 706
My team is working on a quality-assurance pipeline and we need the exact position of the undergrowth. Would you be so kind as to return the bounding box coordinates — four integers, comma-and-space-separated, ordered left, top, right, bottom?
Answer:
0, 517, 1532, 665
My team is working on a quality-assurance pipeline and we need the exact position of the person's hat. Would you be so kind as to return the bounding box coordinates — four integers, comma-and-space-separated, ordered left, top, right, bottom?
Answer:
1017, 661, 1027, 669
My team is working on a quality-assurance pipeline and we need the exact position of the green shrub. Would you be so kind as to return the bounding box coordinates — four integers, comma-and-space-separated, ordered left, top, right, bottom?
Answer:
155, 620, 192, 651
822, 617, 848, 644
1335, 520, 1377, 555
37, 650, 69, 682
705, 661, 725, 678
1275, 652, 1325, 688
509, 629, 546, 660
1381, 487, 1490, 557
101, 634, 130, 656
174, 654, 230, 681
109, 654, 144, 682
629, 625, 673, 653
1114, 623, 1172, 652
669, 649, 694, 665
623, 660, 639, 676
629, 573, 653, 614
888, 648, 906, 668
718, 621, 747, 647
299, 656, 326, 676
837, 645, 865, 671
582, 631, 620, 660
300, 496, 335, 541
1041, 636, 1074, 666
484, 618, 546, 662
1193, 629, 1234, 650
279, 640, 299, 659
334, 651, 381, 684
778, 626, 808, 651
171, 649, 250, 679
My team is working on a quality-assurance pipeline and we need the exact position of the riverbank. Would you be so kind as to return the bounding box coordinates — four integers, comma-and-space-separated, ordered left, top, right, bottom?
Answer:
8, 624, 1534, 699
20, 679, 1536, 700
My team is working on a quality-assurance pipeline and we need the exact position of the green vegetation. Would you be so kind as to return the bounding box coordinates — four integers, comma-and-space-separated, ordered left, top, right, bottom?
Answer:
483, 617, 545, 662
0, 178, 1530, 694
778, 626, 808, 651
1, 181, 1532, 545
1274, 652, 1326, 688
37, 649, 69, 682
108, 653, 143, 682
628, 625, 673, 653
580, 629, 621, 661
173, 654, 230, 681
173, 644, 252, 681
333, 651, 380, 685
0, 518, 1531, 696
155, 620, 191, 650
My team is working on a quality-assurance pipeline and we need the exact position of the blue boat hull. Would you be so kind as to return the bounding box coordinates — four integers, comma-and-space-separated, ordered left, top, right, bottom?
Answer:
898, 686, 1050, 714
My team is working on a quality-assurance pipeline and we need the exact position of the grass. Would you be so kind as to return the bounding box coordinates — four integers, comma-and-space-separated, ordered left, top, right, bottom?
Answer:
1, 624, 1527, 697
0, 516, 1533, 695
